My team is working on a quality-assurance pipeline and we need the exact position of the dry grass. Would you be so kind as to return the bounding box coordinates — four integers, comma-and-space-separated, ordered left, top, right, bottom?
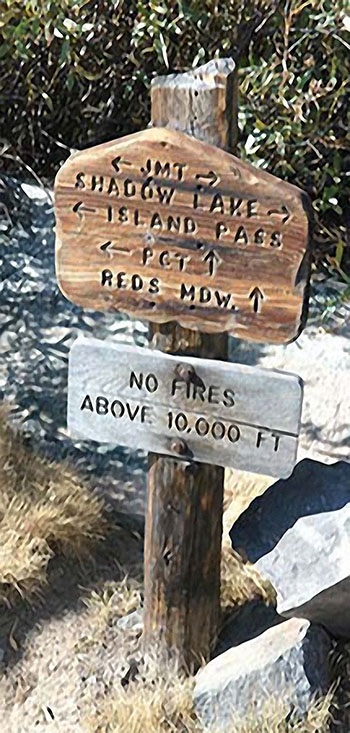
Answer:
220, 467, 276, 610
0, 405, 106, 603
82, 574, 143, 629
0, 411, 335, 731
85, 653, 333, 733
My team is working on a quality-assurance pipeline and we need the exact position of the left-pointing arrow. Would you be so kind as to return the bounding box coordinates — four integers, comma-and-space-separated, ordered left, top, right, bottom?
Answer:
100, 241, 130, 257
111, 156, 131, 173
72, 201, 96, 218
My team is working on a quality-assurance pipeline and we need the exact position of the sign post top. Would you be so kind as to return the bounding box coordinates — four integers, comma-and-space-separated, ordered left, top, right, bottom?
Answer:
55, 126, 312, 344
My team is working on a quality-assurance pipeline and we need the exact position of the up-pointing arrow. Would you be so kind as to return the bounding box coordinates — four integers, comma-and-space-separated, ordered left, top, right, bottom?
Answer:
202, 249, 221, 276
249, 287, 264, 313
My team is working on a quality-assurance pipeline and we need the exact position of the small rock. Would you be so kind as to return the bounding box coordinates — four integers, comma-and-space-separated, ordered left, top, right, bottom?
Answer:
230, 459, 350, 637
195, 617, 331, 730
117, 608, 143, 633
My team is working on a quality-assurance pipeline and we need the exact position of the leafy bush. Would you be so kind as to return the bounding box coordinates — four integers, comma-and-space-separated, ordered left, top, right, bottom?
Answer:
0, 0, 349, 263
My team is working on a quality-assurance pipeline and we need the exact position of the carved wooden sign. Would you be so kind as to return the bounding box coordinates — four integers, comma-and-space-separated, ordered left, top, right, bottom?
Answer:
68, 338, 303, 478
55, 127, 311, 343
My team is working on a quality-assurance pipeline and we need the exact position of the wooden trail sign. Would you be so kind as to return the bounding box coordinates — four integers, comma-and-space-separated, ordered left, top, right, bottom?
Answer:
55, 128, 312, 344
68, 338, 303, 479
54, 58, 309, 671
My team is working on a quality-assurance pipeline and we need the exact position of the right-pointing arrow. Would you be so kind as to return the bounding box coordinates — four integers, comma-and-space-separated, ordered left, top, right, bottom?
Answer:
267, 205, 290, 224
249, 287, 264, 314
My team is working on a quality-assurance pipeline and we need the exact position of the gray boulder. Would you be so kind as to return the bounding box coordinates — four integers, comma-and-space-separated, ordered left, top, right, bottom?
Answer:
230, 459, 350, 637
195, 617, 331, 730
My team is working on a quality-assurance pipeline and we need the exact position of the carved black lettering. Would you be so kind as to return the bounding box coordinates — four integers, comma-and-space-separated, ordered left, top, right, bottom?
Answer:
111, 399, 125, 418
254, 228, 266, 245
193, 187, 202, 210
208, 385, 220, 405
157, 187, 175, 205
124, 179, 136, 197
167, 215, 181, 232
141, 159, 152, 176
175, 253, 190, 272
256, 430, 265, 448
134, 209, 140, 225
117, 272, 126, 288
216, 222, 228, 239
171, 378, 186, 397
199, 287, 211, 304
230, 198, 242, 216
228, 424, 240, 443
270, 231, 283, 248
145, 374, 158, 392
273, 433, 281, 451
125, 402, 140, 421
195, 417, 209, 437
96, 396, 109, 415
184, 217, 196, 234
192, 382, 206, 402
141, 405, 153, 424
119, 206, 128, 223
150, 212, 163, 229
131, 274, 143, 291
141, 179, 154, 200
212, 421, 225, 440
149, 277, 160, 294
234, 226, 249, 245
173, 163, 186, 181
223, 388, 235, 408
175, 412, 188, 431
154, 161, 171, 177
75, 172, 85, 189
108, 177, 119, 195
129, 371, 143, 390
159, 251, 170, 268
107, 205, 113, 222
210, 193, 224, 214
142, 247, 153, 266
180, 284, 195, 302
247, 199, 258, 217
215, 291, 231, 308
101, 269, 113, 287
91, 175, 104, 192
128, 371, 157, 395
80, 394, 93, 411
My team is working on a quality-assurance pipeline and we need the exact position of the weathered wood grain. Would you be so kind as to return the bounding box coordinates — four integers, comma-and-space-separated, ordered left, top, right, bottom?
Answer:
144, 60, 234, 669
54, 116, 312, 345
68, 338, 303, 479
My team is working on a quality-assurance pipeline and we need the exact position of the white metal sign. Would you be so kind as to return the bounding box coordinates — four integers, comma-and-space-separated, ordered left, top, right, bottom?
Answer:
68, 338, 303, 478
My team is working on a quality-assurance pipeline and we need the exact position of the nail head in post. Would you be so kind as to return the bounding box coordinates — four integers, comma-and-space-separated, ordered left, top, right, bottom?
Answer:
170, 439, 189, 456
175, 362, 196, 383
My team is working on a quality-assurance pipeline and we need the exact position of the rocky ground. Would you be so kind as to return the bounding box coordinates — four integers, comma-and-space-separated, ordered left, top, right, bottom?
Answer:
1, 176, 350, 731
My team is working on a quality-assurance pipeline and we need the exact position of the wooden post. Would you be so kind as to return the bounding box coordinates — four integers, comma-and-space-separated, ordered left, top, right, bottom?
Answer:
143, 59, 237, 669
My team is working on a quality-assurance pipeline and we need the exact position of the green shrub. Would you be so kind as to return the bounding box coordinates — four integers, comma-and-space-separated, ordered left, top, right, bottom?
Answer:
0, 0, 349, 262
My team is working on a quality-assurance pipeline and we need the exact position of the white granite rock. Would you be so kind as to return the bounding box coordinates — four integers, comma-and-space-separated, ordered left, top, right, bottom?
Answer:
195, 617, 331, 730
230, 459, 350, 637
